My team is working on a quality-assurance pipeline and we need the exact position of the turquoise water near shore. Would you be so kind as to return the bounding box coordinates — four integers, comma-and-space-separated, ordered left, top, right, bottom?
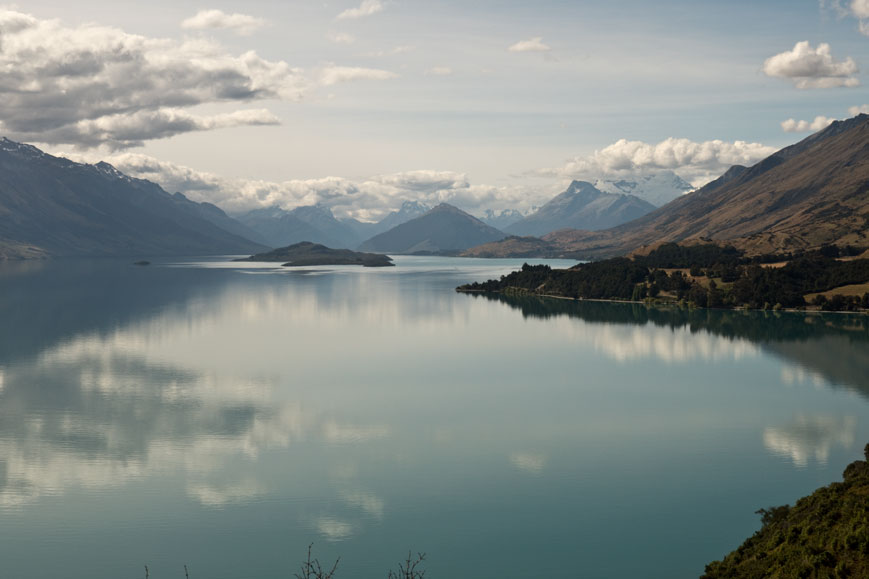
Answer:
0, 256, 867, 578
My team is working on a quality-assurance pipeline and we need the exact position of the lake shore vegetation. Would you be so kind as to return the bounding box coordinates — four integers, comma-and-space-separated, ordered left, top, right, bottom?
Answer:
457, 243, 869, 312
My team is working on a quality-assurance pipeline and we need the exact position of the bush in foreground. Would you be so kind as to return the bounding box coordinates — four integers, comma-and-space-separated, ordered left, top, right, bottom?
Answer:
702, 444, 869, 578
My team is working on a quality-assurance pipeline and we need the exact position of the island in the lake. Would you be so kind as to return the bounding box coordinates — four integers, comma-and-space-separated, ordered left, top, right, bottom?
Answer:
702, 443, 869, 578
236, 241, 394, 267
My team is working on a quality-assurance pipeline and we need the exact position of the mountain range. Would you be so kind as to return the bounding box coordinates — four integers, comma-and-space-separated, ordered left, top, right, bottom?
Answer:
235, 200, 431, 250
505, 180, 657, 237
0, 139, 265, 258
467, 114, 869, 259
5, 111, 868, 263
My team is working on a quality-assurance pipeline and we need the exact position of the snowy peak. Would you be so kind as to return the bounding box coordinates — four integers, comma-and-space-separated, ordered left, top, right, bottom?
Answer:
480, 208, 525, 230
593, 171, 693, 207
0, 137, 47, 158
93, 161, 132, 182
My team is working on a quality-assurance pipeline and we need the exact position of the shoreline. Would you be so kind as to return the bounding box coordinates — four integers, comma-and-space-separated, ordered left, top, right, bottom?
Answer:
456, 287, 869, 315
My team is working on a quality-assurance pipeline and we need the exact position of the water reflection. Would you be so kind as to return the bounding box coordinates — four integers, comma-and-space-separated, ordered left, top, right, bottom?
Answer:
763, 415, 857, 467
0, 258, 868, 578
471, 294, 869, 396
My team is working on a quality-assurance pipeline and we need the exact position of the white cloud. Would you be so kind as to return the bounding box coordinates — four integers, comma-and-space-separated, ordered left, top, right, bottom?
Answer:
781, 115, 836, 132
46, 108, 280, 150
373, 170, 469, 192
327, 31, 356, 44
181, 9, 267, 35
319, 66, 399, 85
92, 153, 536, 220
763, 41, 859, 89
0, 9, 307, 149
427, 66, 453, 76
508, 37, 551, 53
848, 104, 869, 115
336, 0, 384, 20
853, 0, 869, 17
539, 137, 776, 187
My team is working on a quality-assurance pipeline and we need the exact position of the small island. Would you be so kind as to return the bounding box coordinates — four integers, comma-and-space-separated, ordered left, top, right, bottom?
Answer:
236, 241, 394, 267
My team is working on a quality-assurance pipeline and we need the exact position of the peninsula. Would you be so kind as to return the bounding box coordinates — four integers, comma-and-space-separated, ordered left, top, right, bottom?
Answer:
236, 241, 394, 267
457, 242, 869, 312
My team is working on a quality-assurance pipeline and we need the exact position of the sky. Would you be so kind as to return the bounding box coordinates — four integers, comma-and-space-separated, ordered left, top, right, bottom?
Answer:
2, 0, 869, 220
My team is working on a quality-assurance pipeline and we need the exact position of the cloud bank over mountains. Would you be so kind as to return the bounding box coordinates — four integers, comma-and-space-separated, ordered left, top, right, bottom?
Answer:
538, 137, 776, 187
102, 153, 532, 220
97, 132, 775, 220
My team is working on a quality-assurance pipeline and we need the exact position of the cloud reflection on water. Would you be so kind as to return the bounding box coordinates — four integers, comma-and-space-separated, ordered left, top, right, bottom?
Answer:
763, 415, 857, 467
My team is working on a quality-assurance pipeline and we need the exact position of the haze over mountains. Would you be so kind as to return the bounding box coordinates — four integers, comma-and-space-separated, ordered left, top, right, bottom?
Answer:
506, 180, 658, 237
6, 110, 868, 262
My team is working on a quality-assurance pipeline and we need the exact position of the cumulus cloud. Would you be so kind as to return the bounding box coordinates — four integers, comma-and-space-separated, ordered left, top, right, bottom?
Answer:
781, 115, 837, 132
319, 66, 399, 85
538, 137, 777, 187
0, 9, 309, 149
427, 66, 453, 76
848, 104, 869, 115
508, 37, 551, 52
336, 0, 384, 20
181, 9, 267, 35
29, 108, 280, 150
763, 41, 859, 89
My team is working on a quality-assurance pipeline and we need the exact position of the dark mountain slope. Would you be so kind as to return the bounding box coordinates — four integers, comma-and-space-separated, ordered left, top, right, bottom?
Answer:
358, 203, 506, 254
540, 115, 869, 258
0, 139, 264, 257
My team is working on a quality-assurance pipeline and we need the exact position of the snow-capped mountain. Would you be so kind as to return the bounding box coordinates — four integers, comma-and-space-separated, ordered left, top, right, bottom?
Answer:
593, 171, 693, 208
480, 208, 526, 230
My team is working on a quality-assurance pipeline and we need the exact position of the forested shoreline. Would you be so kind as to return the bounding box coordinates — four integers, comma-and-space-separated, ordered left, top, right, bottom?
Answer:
457, 243, 869, 312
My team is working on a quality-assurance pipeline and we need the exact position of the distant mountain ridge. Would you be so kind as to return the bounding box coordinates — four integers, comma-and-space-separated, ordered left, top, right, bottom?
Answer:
480, 208, 526, 230
464, 114, 869, 259
0, 138, 265, 258
506, 180, 657, 237
358, 203, 506, 254
539, 114, 869, 258
236, 200, 431, 250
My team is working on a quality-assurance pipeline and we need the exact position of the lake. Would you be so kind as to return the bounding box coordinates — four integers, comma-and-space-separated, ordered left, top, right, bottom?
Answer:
0, 256, 867, 578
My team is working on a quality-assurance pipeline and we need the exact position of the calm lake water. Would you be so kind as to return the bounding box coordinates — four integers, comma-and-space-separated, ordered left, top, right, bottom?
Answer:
1, 256, 868, 579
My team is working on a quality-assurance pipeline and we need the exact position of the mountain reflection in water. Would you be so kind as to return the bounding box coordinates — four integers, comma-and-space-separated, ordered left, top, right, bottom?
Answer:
0, 257, 867, 579
470, 293, 869, 397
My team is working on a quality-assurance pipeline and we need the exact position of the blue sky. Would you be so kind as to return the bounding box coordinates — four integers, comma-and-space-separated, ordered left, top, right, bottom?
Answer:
3, 0, 868, 218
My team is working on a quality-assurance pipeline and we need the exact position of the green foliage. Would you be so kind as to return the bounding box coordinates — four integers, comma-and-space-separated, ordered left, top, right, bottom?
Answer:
702, 445, 869, 579
635, 242, 743, 268
457, 244, 869, 312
